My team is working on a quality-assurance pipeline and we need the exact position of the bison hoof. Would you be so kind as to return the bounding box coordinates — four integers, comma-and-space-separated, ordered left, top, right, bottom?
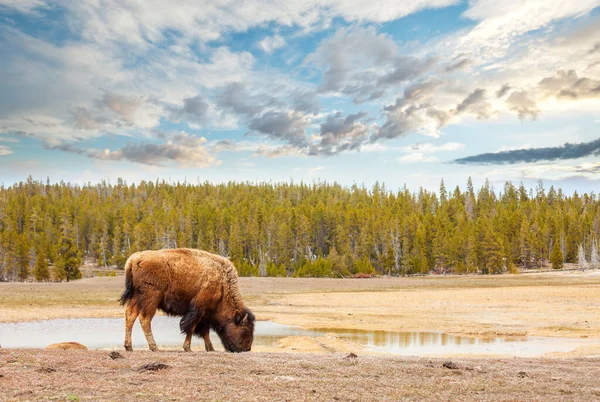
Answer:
149, 345, 159, 352
124, 345, 133, 352
184, 347, 192, 352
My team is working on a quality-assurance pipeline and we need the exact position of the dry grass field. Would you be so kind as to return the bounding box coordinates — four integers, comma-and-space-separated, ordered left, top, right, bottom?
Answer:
2, 271, 600, 401
1, 271, 599, 341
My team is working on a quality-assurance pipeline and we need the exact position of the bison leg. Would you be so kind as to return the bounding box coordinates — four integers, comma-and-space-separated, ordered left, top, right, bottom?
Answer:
180, 306, 203, 352
200, 326, 215, 352
139, 313, 159, 352
124, 299, 139, 352
138, 290, 161, 352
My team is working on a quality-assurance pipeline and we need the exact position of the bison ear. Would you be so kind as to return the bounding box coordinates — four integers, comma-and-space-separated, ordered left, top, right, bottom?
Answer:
234, 311, 242, 325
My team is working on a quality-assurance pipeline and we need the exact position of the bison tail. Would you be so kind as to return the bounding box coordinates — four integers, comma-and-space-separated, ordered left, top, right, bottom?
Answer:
119, 258, 134, 306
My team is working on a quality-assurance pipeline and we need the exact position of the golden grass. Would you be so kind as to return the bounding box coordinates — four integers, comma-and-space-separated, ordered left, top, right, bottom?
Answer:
1, 271, 599, 341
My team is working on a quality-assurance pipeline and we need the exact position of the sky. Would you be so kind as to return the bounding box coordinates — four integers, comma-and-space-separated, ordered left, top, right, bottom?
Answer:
0, 0, 599, 194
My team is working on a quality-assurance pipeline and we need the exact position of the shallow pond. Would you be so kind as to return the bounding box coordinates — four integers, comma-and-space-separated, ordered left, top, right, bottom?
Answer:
0, 317, 593, 356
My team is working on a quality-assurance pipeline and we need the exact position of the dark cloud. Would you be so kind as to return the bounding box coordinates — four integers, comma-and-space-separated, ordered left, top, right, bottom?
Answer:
217, 82, 286, 119
496, 84, 511, 98
181, 95, 209, 122
217, 83, 265, 117
454, 138, 600, 165
455, 88, 491, 119
248, 111, 309, 147
310, 27, 436, 103
213, 139, 237, 152
444, 58, 472, 73
575, 164, 600, 175
310, 111, 370, 155
46, 133, 219, 167
375, 103, 439, 141
376, 56, 438, 88
292, 90, 320, 114
166, 94, 210, 126
506, 90, 539, 120
589, 42, 600, 54
384, 78, 443, 110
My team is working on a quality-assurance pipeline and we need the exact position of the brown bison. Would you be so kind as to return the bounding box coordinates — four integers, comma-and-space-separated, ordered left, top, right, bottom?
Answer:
119, 248, 255, 353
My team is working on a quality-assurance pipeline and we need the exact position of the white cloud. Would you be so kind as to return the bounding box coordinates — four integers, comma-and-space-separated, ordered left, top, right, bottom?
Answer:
0, 0, 46, 14
259, 35, 286, 53
461, 0, 600, 60
0, 145, 12, 155
398, 153, 438, 163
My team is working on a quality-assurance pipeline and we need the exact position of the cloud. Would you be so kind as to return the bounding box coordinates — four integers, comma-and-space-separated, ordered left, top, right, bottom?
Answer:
538, 70, 600, 100
506, 91, 539, 120
291, 91, 320, 114
169, 95, 210, 126
307, 27, 436, 102
496, 84, 511, 98
217, 82, 283, 118
444, 57, 473, 72
454, 137, 600, 165
248, 111, 310, 147
397, 141, 464, 163
0, 0, 46, 14
375, 85, 494, 141
0, 145, 13, 156
590, 42, 600, 54
455, 88, 491, 119
103, 93, 141, 123
398, 153, 438, 163
254, 144, 303, 158
310, 111, 370, 155
258, 35, 285, 53
46, 132, 220, 167
460, 0, 600, 60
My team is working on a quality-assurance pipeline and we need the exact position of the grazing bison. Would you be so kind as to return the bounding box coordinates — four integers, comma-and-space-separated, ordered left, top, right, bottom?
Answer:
119, 248, 255, 353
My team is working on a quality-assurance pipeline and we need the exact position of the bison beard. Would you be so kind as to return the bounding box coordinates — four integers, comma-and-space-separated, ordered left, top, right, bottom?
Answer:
120, 248, 255, 353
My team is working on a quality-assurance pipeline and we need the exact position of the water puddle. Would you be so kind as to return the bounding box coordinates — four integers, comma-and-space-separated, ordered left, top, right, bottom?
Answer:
0, 317, 594, 356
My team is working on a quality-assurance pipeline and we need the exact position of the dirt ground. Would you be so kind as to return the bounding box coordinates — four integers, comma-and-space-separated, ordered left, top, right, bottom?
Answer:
1, 349, 600, 401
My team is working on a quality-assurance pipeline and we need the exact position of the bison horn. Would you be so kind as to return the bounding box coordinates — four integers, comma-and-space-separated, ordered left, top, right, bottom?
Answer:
241, 313, 248, 325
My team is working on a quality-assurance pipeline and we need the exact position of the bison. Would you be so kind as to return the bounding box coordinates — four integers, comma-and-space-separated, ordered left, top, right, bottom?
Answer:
119, 248, 255, 353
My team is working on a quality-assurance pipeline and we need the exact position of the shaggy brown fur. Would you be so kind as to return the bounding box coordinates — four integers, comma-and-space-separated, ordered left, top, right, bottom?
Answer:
119, 248, 255, 353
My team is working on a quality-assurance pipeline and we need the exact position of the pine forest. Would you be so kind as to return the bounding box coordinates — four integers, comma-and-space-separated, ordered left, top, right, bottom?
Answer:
1, 176, 599, 281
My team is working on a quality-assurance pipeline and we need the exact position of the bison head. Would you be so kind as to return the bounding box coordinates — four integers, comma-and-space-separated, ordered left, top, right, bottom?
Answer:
218, 308, 255, 352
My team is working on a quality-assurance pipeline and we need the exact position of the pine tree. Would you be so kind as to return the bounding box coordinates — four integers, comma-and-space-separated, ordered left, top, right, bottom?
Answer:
56, 215, 83, 281
15, 235, 30, 282
34, 249, 50, 281
550, 240, 564, 269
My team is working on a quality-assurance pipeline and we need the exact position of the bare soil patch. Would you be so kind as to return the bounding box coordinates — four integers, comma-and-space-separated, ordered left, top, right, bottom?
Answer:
1, 349, 599, 401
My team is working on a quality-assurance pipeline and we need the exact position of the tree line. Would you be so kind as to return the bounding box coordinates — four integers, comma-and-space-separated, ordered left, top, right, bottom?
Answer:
1, 176, 598, 281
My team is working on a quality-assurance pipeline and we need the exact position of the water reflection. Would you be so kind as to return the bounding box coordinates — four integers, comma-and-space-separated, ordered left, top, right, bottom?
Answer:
0, 317, 592, 356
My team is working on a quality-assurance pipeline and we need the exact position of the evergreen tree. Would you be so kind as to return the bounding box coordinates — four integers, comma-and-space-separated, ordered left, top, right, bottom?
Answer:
15, 234, 30, 282
56, 216, 82, 281
34, 248, 50, 281
550, 240, 564, 269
